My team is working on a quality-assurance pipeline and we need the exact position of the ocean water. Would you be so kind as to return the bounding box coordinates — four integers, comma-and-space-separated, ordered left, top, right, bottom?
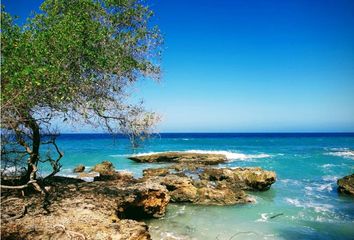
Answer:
44, 133, 354, 239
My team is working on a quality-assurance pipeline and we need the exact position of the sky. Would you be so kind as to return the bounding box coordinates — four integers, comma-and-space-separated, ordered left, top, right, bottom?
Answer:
3, 0, 354, 132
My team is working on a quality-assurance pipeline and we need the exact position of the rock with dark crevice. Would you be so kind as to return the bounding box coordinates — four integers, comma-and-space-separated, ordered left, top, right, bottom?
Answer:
199, 167, 276, 191
116, 182, 170, 219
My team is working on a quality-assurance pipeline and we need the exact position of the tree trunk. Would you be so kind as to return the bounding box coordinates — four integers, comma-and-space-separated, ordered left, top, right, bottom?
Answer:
24, 114, 40, 182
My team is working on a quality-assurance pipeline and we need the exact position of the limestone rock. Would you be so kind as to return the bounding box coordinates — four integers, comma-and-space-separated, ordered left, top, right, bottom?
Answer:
116, 182, 170, 219
73, 164, 85, 173
200, 167, 276, 191
91, 161, 115, 176
337, 174, 354, 195
129, 152, 227, 165
195, 186, 251, 205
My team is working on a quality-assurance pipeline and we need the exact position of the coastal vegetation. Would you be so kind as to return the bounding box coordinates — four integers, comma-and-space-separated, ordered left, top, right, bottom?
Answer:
1, 0, 162, 190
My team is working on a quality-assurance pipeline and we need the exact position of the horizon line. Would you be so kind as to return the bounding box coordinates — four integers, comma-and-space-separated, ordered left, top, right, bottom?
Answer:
59, 131, 354, 134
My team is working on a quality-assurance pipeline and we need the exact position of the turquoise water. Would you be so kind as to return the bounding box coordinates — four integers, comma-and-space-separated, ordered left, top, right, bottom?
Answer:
44, 133, 354, 239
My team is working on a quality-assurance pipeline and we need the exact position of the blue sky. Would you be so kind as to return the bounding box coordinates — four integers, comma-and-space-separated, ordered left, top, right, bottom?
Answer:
3, 0, 354, 132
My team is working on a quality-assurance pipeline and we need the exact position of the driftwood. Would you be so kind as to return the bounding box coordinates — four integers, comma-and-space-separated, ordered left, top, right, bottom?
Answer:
269, 213, 284, 219
54, 224, 86, 240
229, 231, 259, 239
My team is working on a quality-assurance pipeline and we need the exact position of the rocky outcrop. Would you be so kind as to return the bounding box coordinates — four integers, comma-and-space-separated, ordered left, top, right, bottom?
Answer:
91, 161, 115, 176
129, 152, 227, 165
337, 174, 354, 195
73, 164, 85, 173
143, 173, 253, 205
199, 167, 276, 191
116, 182, 170, 219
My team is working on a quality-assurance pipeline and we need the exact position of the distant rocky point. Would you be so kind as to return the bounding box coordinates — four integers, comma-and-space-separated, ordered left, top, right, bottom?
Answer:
129, 152, 227, 165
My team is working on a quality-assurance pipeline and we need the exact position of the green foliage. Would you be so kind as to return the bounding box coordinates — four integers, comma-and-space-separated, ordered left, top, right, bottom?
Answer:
1, 0, 162, 180
1, 0, 161, 134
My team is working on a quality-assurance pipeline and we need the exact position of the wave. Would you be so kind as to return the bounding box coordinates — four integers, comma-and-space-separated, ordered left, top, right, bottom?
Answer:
285, 198, 333, 213
279, 179, 302, 186
322, 175, 338, 182
128, 150, 271, 161
324, 148, 354, 160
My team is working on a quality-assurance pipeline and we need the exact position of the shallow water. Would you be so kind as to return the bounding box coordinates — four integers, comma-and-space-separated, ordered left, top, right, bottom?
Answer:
38, 133, 354, 239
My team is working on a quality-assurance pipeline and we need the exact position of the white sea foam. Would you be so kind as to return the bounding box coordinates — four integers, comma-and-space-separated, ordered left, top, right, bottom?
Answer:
325, 148, 354, 160
160, 231, 190, 240
321, 164, 336, 169
316, 183, 333, 192
256, 213, 269, 222
109, 154, 129, 157
322, 175, 338, 182
279, 179, 301, 186
185, 150, 271, 161
128, 150, 271, 161
285, 198, 333, 213
0, 166, 26, 176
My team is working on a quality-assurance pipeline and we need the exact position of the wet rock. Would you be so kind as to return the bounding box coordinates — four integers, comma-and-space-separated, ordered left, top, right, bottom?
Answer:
73, 164, 85, 173
337, 174, 354, 195
195, 186, 251, 205
143, 168, 170, 177
129, 152, 227, 165
91, 161, 115, 176
116, 182, 170, 219
200, 167, 276, 191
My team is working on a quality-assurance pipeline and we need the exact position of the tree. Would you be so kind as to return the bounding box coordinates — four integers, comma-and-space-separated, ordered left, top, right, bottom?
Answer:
1, 0, 162, 191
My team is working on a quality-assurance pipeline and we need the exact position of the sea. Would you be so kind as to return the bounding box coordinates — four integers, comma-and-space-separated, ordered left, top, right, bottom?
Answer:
41, 133, 354, 239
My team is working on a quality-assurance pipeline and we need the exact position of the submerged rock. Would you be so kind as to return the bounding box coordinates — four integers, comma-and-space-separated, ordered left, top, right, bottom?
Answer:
91, 161, 115, 175
129, 152, 227, 165
337, 174, 354, 195
73, 164, 85, 173
200, 167, 276, 191
116, 182, 170, 219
